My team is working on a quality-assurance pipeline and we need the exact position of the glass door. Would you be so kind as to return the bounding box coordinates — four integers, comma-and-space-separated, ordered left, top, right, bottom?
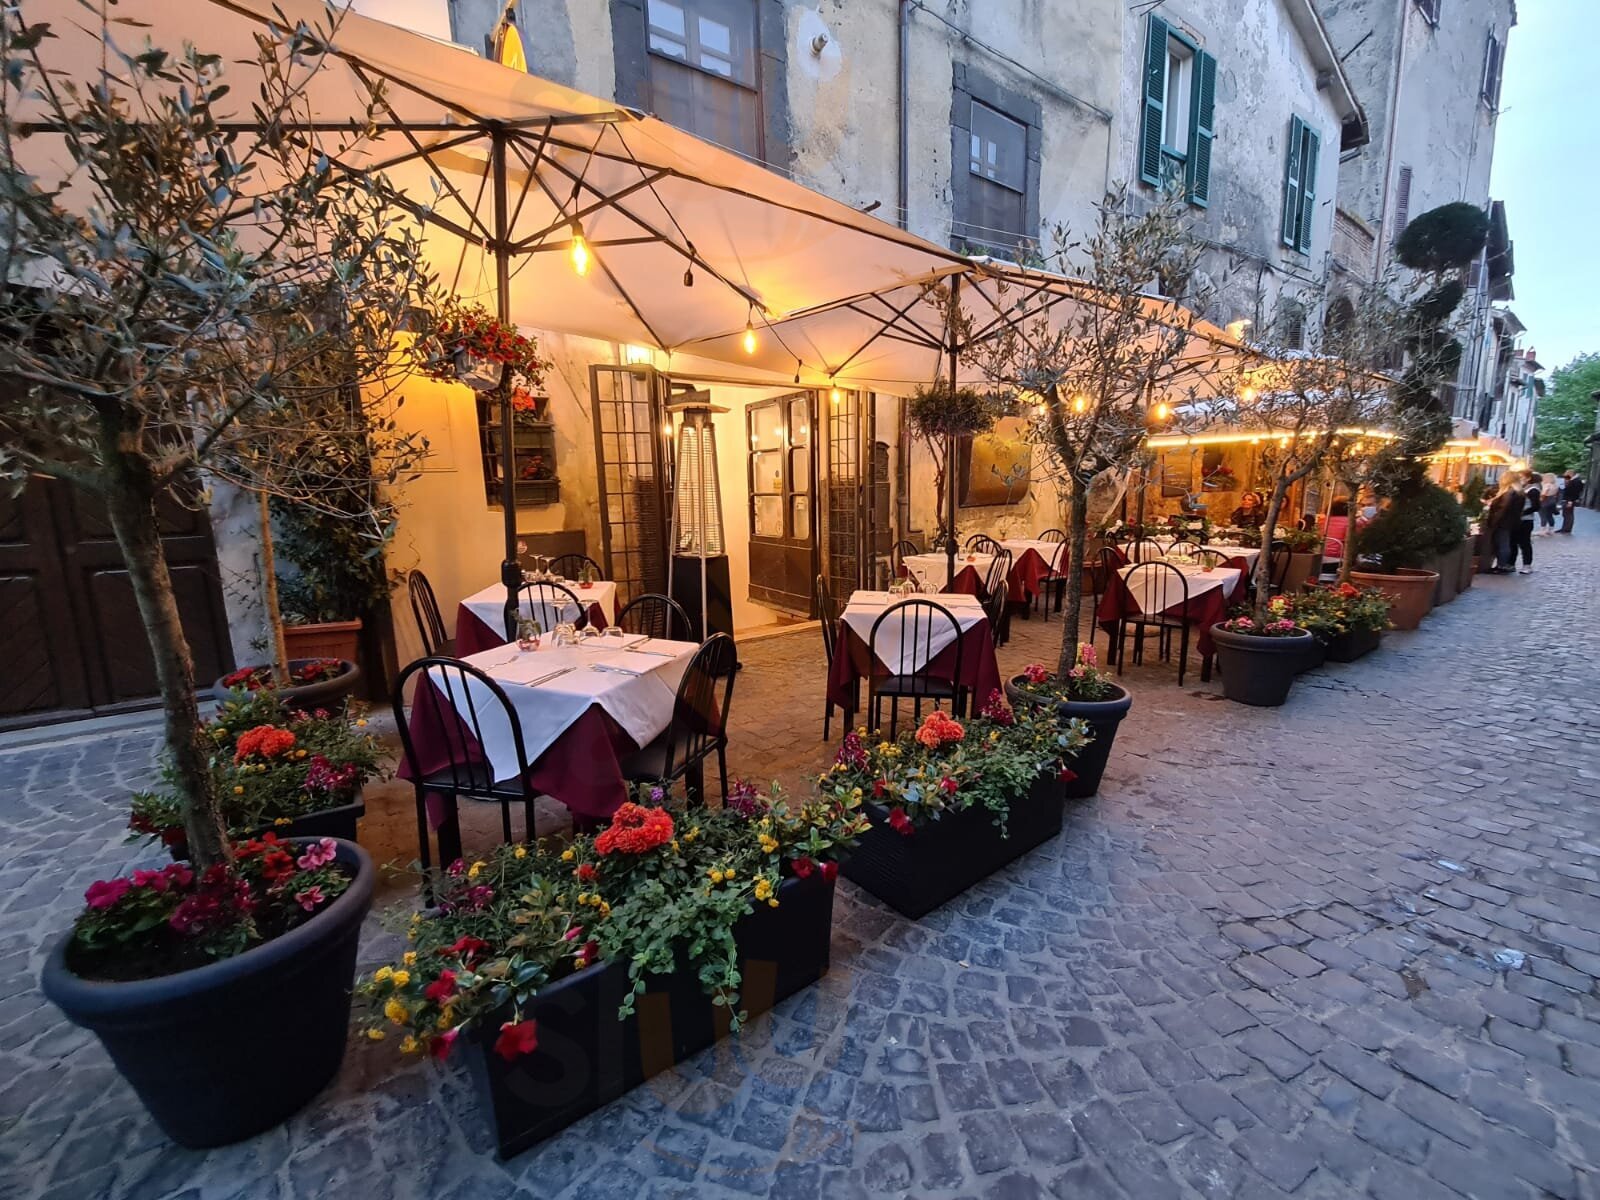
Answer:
745, 392, 816, 614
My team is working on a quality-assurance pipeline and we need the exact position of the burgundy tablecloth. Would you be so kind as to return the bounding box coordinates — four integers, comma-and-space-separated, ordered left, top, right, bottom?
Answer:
1007, 548, 1056, 605
826, 620, 1002, 714
455, 600, 610, 657
1096, 573, 1232, 657
399, 677, 639, 829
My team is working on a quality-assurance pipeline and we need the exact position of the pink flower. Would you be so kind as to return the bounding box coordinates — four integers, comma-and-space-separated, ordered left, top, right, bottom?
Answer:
791, 855, 815, 879
939, 776, 959, 796
564, 925, 583, 942
430, 1028, 459, 1060
130, 868, 170, 892
494, 1019, 539, 1062
821, 862, 839, 883
1022, 663, 1050, 684
85, 878, 131, 909
293, 886, 326, 912
1076, 643, 1098, 668
296, 839, 337, 870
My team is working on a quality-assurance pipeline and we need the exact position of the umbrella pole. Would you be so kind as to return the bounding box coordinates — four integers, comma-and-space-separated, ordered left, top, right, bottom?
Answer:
945, 275, 960, 581
492, 127, 520, 596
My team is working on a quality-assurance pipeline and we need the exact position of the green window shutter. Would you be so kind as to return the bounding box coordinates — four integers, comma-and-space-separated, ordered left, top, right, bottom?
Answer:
1281, 115, 1303, 248
1185, 50, 1217, 206
1297, 125, 1320, 253
1139, 14, 1169, 187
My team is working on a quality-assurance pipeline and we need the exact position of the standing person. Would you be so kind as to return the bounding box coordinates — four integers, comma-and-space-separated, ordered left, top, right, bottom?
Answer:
1561, 471, 1584, 533
1513, 472, 1540, 573
1484, 476, 1524, 572
1538, 474, 1560, 534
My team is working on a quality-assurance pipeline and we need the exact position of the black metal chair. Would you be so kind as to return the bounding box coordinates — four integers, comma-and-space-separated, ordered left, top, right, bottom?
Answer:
616, 593, 692, 641
1113, 560, 1193, 686
1166, 539, 1204, 560
1126, 538, 1166, 564
1035, 529, 1068, 620
965, 533, 1002, 555
1091, 545, 1125, 655
867, 599, 965, 737
407, 569, 453, 657
505, 580, 585, 640
1265, 541, 1293, 596
621, 633, 737, 805
1188, 548, 1228, 569
892, 539, 921, 581
392, 657, 538, 897
982, 548, 1013, 646
816, 573, 854, 739
548, 553, 604, 581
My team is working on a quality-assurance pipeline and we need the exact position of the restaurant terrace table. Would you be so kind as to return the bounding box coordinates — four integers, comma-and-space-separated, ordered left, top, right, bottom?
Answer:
455, 579, 618, 656
901, 552, 996, 596
400, 632, 697, 857
1001, 539, 1064, 606
826, 591, 1001, 716
1202, 543, 1261, 577
1095, 561, 1244, 678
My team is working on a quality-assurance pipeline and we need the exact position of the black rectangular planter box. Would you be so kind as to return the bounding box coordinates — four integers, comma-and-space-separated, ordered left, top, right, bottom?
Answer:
1323, 627, 1381, 663
842, 774, 1064, 919
468, 873, 835, 1160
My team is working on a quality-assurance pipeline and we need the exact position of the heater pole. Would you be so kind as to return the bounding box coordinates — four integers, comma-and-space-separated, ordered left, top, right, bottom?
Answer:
492, 126, 519, 597
945, 275, 961, 582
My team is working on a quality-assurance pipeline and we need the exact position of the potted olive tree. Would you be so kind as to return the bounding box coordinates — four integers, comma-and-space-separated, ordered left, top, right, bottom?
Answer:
2, 10, 438, 1145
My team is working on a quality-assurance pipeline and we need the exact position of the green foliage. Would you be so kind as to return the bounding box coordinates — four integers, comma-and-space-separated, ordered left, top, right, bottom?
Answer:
907, 384, 1000, 441
1460, 471, 1490, 519
1395, 203, 1490, 276
1413, 280, 1466, 324
273, 499, 394, 624
1355, 481, 1469, 569
1531, 353, 1600, 473
1285, 583, 1392, 637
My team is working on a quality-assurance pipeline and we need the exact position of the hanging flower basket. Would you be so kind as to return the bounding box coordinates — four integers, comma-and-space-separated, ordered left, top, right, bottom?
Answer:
424, 302, 550, 393
454, 347, 504, 393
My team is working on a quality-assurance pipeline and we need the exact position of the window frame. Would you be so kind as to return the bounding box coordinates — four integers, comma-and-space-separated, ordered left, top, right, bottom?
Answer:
1137, 15, 1215, 207
1161, 36, 1196, 160
1415, 0, 1441, 27
949, 64, 1042, 259
1481, 31, 1504, 109
1281, 113, 1321, 255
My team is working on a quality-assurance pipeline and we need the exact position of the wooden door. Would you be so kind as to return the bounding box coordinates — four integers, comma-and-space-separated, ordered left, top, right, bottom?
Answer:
746, 392, 817, 614
0, 478, 233, 727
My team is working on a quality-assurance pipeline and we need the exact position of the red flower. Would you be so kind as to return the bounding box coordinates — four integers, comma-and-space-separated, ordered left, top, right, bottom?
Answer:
821, 861, 839, 883
424, 969, 458, 1004
85, 878, 131, 909
1058, 766, 1078, 783
791, 856, 815, 879
447, 936, 489, 963
887, 807, 914, 837
939, 776, 960, 796
234, 724, 297, 763
872, 779, 888, 799
575, 939, 600, 969
430, 1028, 459, 1060
914, 710, 965, 749
575, 863, 598, 883
594, 803, 675, 856
493, 1019, 540, 1062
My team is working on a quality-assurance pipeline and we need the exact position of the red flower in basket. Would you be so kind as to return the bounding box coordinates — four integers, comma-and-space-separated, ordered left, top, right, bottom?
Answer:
887, 806, 914, 837
594, 803, 675, 856
791, 855, 815, 879
447, 935, 489, 963
234, 724, 296, 763
430, 1028, 459, 1060
494, 1019, 539, 1062
821, 861, 839, 883
423, 969, 458, 1004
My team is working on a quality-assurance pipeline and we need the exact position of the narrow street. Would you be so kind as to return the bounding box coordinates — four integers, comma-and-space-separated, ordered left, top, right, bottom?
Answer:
4, 524, 1600, 1199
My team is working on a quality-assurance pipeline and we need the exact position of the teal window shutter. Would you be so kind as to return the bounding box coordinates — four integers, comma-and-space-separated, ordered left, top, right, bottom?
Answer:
1186, 50, 1216, 206
1281, 115, 1304, 248
1139, 14, 1169, 187
1297, 125, 1320, 253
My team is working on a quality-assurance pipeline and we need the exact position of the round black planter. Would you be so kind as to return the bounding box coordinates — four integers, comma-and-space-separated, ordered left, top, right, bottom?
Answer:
1005, 677, 1132, 798
213, 660, 362, 708
1322, 626, 1383, 663
40, 839, 374, 1148
1210, 625, 1312, 707
164, 800, 365, 863
1297, 636, 1327, 674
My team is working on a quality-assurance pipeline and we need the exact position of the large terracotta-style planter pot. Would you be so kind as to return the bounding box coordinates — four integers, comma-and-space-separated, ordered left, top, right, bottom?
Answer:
1429, 547, 1460, 605
1282, 551, 1320, 595
283, 619, 362, 662
213, 659, 362, 707
1350, 568, 1438, 631
1458, 535, 1476, 592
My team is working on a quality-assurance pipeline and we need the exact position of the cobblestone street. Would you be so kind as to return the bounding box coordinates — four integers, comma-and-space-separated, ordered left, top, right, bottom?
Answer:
5, 526, 1600, 1200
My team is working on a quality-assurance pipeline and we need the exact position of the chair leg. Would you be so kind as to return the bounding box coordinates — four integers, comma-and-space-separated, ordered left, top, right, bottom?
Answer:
717, 745, 729, 802
823, 699, 832, 741
1178, 624, 1189, 688
685, 760, 706, 806
414, 786, 433, 902
1115, 622, 1126, 675
500, 797, 514, 846
524, 798, 537, 843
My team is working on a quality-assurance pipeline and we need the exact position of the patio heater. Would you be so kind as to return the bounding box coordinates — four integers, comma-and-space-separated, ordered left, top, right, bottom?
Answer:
666, 394, 735, 651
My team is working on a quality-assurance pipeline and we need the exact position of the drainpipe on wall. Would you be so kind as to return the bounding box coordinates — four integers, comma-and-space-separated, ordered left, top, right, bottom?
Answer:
897, 0, 911, 232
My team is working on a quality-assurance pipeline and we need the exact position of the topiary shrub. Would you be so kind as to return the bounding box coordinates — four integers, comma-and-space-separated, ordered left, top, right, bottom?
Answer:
1355, 481, 1469, 570
1395, 203, 1489, 276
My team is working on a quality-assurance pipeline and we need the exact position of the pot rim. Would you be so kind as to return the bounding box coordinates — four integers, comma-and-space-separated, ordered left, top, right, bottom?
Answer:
42, 838, 373, 1016
1005, 675, 1132, 711
1209, 623, 1313, 642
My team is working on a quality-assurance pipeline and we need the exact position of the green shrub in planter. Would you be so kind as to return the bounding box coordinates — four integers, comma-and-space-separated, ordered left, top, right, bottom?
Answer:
1356, 481, 1468, 569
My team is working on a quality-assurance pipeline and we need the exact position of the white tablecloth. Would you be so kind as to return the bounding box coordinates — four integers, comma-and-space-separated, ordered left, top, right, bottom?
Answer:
427, 635, 693, 784
1119, 563, 1241, 614
461, 579, 619, 636
1002, 539, 1066, 571
841, 591, 988, 676
1203, 544, 1261, 573
902, 553, 996, 592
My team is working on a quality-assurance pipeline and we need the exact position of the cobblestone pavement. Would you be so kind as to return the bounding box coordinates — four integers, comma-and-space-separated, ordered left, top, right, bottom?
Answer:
6, 524, 1600, 1199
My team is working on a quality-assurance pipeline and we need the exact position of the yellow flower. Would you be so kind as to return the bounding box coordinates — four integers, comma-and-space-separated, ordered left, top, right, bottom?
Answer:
365, 1028, 386, 1041
467, 860, 486, 880
399, 1036, 419, 1054
402, 952, 416, 967
561, 848, 575, 862
295, 749, 308, 759
578, 892, 590, 905
391, 970, 410, 987
384, 998, 409, 1024
724, 868, 736, 880
758, 834, 779, 854
373, 966, 393, 983
356, 719, 368, 727
513, 846, 527, 859
598, 901, 611, 916
436, 1008, 454, 1030
686, 826, 700, 842
274, 816, 291, 825
754, 878, 773, 901
670, 840, 680, 852
768, 898, 780, 908
708, 869, 723, 884
232, 785, 245, 795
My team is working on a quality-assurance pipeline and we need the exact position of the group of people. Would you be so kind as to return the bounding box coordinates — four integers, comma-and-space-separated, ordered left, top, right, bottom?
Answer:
1483, 469, 1585, 575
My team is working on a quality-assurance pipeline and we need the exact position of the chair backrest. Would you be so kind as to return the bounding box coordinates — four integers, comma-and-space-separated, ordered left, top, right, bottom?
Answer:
965, 533, 1002, 554
392, 656, 534, 799
659, 633, 738, 779
1267, 544, 1292, 590
1037, 528, 1067, 544
868, 598, 963, 686
547, 553, 603, 581
1322, 536, 1344, 561
616, 593, 691, 641
506, 580, 584, 639
1095, 546, 1124, 600
1166, 540, 1203, 559
815, 574, 838, 664
982, 549, 1012, 630
1036, 528, 1068, 572
1124, 560, 1188, 613
983, 547, 1012, 600
892, 539, 920, 575
407, 570, 449, 657
1128, 538, 1166, 564
1190, 548, 1227, 569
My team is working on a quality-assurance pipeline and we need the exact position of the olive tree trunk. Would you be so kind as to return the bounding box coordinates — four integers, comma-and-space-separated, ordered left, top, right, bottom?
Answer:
1058, 474, 1089, 675
1251, 479, 1291, 625
101, 439, 229, 869
257, 492, 291, 686
1338, 481, 1360, 583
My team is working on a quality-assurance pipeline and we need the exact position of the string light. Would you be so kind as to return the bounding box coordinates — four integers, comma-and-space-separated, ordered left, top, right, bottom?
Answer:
1071, 394, 1087, 414
1240, 386, 1258, 404
743, 309, 758, 355
830, 386, 843, 405
1152, 401, 1171, 421
568, 219, 590, 277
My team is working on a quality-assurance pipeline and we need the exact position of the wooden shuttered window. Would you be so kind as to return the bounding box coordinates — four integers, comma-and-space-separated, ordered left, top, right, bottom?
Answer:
1139, 14, 1216, 205
1139, 14, 1169, 187
1481, 33, 1504, 107
1281, 115, 1319, 254
1393, 165, 1413, 246
1185, 50, 1216, 206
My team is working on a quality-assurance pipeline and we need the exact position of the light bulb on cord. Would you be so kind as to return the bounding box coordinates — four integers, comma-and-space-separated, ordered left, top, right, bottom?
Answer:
743, 312, 758, 355
1240, 385, 1258, 404
1072, 394, 1087, 414
1152, 401, 1171, 421
830, 387, 842, 404
569, 220, 590, 277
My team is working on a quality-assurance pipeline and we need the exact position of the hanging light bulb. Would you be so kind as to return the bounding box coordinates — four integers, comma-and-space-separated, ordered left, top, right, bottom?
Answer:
1152, 401, 1172, 421
569, 219, 590, 277
1279, 435, 1290, 448
743, 311, 758, 355
1071, 394, 1087, 414
1240, 385, 1258, 404
830, 387, 843, 405
1034, 402, 1047, 417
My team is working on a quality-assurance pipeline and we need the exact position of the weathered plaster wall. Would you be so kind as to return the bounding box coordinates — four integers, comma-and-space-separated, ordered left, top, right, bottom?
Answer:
1115, 0, 1349, 334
